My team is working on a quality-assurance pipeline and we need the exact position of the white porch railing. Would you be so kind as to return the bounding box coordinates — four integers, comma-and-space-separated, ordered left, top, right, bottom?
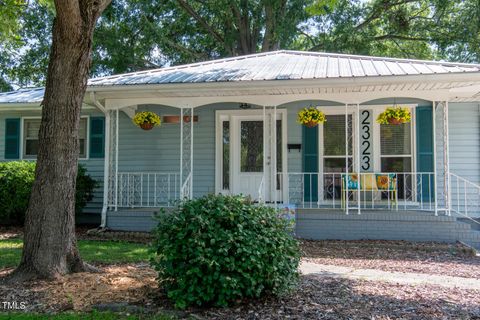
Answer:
449, 173, 480, 223
117, 172, 180, 208
283, 172, 435, 212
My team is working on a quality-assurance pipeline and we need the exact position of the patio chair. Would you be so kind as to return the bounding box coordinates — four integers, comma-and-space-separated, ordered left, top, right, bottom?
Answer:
341, 173, 398, 210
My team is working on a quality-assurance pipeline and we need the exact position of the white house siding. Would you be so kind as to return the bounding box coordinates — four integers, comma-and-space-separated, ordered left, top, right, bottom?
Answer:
435, 102, 480, 217
0, 109, 105, 214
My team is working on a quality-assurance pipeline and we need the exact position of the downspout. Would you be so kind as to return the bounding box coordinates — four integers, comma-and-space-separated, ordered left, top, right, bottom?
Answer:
90, 92, 109, 228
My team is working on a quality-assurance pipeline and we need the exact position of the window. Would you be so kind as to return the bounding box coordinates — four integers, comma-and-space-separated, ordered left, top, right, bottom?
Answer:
222, 121, 230, 190
380, 121, 413, 199
323, 114, 353, 200
23, 118, 87, 158
323, 114, 353, 172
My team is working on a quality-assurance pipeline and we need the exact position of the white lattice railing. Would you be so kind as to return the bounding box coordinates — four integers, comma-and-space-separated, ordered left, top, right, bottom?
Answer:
180, 172, 192, 200
117, 172, 180, 208
284, 172, 435, 212
449, 173, 480, 222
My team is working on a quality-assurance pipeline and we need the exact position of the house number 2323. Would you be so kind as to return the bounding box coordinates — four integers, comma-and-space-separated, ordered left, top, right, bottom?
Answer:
361, 110, 372, 171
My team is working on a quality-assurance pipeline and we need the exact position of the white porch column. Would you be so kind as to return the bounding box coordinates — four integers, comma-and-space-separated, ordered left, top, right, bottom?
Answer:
180, 107, 194, 199
103, 109, 119, 213
356, 103, 361, 215
433, 101, 438, 216
344, 103, 349, 214
443, 101, 451, 215
272, 105, 277, 207
261, 105, 266, 203
100, 110, 111, 227
114, 109, 119, 211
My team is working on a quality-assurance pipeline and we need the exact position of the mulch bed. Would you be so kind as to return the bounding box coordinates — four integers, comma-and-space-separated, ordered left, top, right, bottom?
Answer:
301, 239, 480, 279
1, 264, 479, 319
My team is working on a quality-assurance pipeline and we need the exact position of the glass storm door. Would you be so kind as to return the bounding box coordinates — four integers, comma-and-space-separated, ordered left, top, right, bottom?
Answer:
232, 117, 265, 200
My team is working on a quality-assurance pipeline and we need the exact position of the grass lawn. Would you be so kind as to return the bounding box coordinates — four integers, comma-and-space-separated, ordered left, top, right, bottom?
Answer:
0, 239, 150, 269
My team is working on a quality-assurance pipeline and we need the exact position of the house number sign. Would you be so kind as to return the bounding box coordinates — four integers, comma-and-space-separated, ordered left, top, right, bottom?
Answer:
360, 110, 373, 171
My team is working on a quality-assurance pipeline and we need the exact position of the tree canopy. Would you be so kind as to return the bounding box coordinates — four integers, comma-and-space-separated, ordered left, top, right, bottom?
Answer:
1, 0, 479, 91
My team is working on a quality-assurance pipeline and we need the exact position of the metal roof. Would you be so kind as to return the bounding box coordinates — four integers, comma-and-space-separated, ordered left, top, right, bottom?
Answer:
0, 87, 45, 104
2, 50, 480, 104
87, 50, 480, 87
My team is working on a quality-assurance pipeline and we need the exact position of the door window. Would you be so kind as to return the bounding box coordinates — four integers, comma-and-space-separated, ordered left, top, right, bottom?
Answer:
240, 120, 264, 172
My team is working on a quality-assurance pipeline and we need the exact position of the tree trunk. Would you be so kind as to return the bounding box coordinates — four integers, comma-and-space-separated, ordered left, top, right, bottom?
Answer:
8, 0, 111, 282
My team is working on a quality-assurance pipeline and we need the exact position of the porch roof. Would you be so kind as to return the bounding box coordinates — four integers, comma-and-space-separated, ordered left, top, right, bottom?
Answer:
2, 50, 480, 105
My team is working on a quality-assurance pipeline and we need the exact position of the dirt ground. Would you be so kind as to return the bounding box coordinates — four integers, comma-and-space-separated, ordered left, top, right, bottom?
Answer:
1, 227, 479, 319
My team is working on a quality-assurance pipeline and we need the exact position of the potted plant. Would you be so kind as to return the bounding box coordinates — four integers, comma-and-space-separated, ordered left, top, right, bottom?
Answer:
133, 111, 161, 130
297, 107, 326, 128
376, 107, 411, 125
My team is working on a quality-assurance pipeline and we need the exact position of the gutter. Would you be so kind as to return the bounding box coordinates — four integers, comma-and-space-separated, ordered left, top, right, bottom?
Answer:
90, 92, 108, 229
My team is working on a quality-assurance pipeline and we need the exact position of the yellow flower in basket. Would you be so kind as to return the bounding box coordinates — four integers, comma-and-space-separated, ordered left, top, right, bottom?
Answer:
133, 111, 161, 130
297, 107, 326, 128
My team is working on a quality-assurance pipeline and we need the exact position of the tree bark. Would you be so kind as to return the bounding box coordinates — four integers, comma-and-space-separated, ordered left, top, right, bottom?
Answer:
8, 0, 111, 282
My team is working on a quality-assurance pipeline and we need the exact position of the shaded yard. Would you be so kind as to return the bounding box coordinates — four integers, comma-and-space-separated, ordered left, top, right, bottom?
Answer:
0, 239, 150, 270
0, 230, 479, 319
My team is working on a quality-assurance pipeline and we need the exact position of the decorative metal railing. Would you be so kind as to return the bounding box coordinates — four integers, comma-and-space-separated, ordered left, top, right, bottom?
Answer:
283, 172, 435, 212
180, 172, 192, 200
449, 173, 480, 223
117, 172, 180, 208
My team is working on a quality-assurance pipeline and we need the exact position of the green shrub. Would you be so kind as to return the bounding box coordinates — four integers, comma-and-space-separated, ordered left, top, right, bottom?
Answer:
0, 161, 97, 224
151, 194, 300, 309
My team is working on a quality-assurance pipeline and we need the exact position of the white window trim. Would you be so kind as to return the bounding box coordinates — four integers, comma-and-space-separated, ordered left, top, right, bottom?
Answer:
20, 116, 90, 160
317, 104, 417, 175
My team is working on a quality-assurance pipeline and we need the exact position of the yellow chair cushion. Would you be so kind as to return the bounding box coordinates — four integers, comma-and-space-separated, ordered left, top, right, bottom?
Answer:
361, 174, 377, 190
376, 174, 396, 190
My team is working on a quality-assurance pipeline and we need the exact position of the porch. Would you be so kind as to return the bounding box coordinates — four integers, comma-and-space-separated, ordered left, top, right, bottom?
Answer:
103, 101, 479, 222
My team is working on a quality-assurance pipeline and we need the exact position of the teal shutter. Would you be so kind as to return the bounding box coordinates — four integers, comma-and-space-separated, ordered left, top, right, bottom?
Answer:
302, 125, 318, 202
416, 106, 434, 201
89, 117, 105, 158
4, 118, 20, 159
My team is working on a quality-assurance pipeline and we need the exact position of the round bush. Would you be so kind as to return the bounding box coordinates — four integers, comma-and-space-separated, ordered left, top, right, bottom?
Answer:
151, 194, 301, 309
0, 161, 97, 225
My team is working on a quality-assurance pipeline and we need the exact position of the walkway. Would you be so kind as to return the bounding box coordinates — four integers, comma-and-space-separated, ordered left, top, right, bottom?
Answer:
300, 261, 480, 290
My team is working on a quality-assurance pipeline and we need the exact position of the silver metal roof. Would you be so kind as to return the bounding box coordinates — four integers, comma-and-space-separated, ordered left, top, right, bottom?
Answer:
0, 87, 45, 104
2, 50, 480, 104
88, 50, 480, 87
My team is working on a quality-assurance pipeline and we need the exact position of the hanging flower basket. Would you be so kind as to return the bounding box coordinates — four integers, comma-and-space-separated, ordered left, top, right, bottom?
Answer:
133, 111, 161, 130
376, 106, 411, 125
140, 122, 155, 130
297, 107, 326, 128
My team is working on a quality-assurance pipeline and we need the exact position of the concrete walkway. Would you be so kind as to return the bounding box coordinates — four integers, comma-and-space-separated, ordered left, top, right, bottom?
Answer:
300, 261, 480, 290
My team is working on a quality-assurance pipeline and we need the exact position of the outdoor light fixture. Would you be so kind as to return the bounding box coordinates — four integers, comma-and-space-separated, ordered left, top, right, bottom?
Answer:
239, 103, 251, 109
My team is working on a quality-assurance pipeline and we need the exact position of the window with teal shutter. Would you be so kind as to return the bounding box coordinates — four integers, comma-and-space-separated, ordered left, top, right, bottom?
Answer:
5, 119, 20, 159
416, 106, 434, 201
89, 117, 105, 158
302, 125, 318, 202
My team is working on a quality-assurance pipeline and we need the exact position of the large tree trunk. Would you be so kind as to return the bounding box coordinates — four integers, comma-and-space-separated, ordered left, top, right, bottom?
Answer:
8, 0, 110, 282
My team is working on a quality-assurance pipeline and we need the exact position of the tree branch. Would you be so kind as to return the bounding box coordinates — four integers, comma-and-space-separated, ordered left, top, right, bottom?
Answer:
355, 0, 418, 30
175, 0, 224, 44
374, 34, 430, 41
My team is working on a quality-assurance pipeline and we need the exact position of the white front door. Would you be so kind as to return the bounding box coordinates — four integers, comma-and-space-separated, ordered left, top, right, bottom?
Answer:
216, 110, 286, 202
232, 117, 265, 199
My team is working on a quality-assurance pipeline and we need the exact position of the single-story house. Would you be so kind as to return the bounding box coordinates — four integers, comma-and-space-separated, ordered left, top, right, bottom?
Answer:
1, 50, 480, 248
